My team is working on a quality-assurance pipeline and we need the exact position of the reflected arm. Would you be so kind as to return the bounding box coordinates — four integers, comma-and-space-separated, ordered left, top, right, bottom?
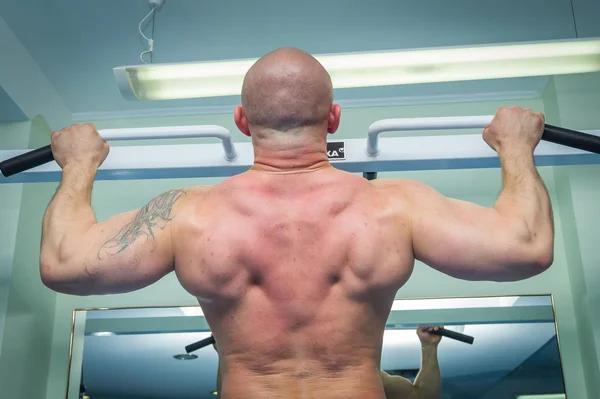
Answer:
381, 346, 441, 399
380, 371, 418, 399
413, 345, 442, 399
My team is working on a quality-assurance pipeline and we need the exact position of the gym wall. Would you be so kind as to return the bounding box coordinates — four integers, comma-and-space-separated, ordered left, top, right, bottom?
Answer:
0, 117, 59, 399
551, 73, 600, 391
0, 120, 30, 356
33, 94, 595, 399
0, 79, 598, 399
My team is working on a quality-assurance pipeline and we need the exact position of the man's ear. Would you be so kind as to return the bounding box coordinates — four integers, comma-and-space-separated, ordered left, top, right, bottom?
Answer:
234, 106, 251, 137
327, 104, 341, 134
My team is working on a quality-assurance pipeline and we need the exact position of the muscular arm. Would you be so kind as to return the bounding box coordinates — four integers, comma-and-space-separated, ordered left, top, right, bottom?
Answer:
397, 148, 554, 282
413, 346, 441, 399
381, 346, 441, 399
40, 163, 187, 295
380, 371, 416, 399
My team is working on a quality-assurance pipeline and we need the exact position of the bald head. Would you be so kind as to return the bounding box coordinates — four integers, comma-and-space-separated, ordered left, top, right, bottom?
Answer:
241, 48, 334, 133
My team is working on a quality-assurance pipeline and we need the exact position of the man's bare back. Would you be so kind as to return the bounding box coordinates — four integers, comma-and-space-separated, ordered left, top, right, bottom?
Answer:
39, 48, 554, 399
173, 169, 414, 398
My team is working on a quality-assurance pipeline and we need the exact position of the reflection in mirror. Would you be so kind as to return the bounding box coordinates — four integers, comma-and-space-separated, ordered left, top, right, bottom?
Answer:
67, 295, 566, 399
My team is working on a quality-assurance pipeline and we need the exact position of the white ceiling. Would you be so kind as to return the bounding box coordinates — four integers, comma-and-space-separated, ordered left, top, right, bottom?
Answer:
0, 86, 27, 123
1, 0, 598, 122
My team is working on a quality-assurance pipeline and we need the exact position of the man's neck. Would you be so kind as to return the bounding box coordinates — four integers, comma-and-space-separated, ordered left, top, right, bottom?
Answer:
250, 133, 332, 173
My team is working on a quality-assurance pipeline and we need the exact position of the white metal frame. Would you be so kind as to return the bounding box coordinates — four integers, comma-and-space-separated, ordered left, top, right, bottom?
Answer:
367, 115, 495, 156
1, 117, 599, 184
97, 125, 237, 161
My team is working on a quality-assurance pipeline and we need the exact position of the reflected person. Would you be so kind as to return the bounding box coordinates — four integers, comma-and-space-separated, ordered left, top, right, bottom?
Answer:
380, 327, 442, 399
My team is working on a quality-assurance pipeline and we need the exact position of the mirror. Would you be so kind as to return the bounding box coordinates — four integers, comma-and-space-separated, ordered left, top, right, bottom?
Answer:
67, 295, 566, 399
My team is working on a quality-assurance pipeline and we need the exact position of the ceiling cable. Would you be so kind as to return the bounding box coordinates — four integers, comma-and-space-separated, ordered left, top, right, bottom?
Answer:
139, 7, 156, 64
150, 8, 156, 63
569, 0, 580, 38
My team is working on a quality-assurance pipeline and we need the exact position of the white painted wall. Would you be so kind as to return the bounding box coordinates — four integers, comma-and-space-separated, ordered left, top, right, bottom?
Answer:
551, 72, 600, 371
568, 166, 600, 355
0, 121, 30, 355
41, 96, 594, 399
0, 117, 58, 399
0, 12, 71, 130
534, 72, 600, 399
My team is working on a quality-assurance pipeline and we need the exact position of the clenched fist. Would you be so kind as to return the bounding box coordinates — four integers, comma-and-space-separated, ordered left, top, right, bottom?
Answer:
483, 106, 545, 154
51, 124, 109, 169
417, 326, 443, 347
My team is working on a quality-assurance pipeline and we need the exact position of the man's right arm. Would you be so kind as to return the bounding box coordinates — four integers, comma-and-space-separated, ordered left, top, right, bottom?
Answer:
400, 107, 554, 281
381, 347, 441, 399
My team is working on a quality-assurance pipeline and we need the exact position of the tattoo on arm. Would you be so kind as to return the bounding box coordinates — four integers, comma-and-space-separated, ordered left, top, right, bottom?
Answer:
72, 262, 100, 284
98, 189, 187, 259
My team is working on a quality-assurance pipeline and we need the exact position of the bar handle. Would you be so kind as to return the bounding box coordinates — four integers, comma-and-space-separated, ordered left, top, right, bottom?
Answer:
543, 124, 600, 154
185, 335, 216, 353
0, 125, 238, 178
366, 116, 494, 156
0, 145, 54, 177
429, 327, 475, 345
366, 116, 600, 157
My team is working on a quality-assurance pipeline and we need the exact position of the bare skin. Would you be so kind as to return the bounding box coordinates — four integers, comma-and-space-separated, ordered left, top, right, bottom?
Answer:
380, 327, 443, 399
212, 327, 442, 399
40, 48, 554, 399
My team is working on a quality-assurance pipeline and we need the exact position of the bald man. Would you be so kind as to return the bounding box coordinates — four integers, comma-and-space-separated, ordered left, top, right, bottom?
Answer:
40, 48, 554, 399
212, 327, 443, 399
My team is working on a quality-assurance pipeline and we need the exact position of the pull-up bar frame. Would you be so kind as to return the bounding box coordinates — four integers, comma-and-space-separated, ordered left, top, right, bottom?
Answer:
0, 117, 599, 184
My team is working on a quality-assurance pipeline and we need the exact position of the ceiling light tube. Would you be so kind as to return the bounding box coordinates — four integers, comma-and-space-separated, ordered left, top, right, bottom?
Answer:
114, 38, 600, 101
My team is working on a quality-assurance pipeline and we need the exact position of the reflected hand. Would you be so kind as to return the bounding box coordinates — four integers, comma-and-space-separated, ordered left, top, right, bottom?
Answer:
51, 123, 109, 169
417, 326, 443, 347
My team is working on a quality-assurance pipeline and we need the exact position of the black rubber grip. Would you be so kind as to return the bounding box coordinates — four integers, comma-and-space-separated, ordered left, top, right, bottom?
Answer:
185, 335, 215, 353
429, 327, 474, 345
0, 145, 53, 177
542, 124, 600, 154
363, 172, 378, 180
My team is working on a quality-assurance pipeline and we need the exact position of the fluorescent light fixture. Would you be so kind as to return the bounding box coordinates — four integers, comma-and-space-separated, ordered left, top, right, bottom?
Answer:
516, 395, 565, 399
390, 296, 521, 311
114, 38, 600, 101
179, 306, 204, 317
90, 331, 115, 337
383, 330, 419, 347
382, 326, 467, 346
173, 353, 198, 360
